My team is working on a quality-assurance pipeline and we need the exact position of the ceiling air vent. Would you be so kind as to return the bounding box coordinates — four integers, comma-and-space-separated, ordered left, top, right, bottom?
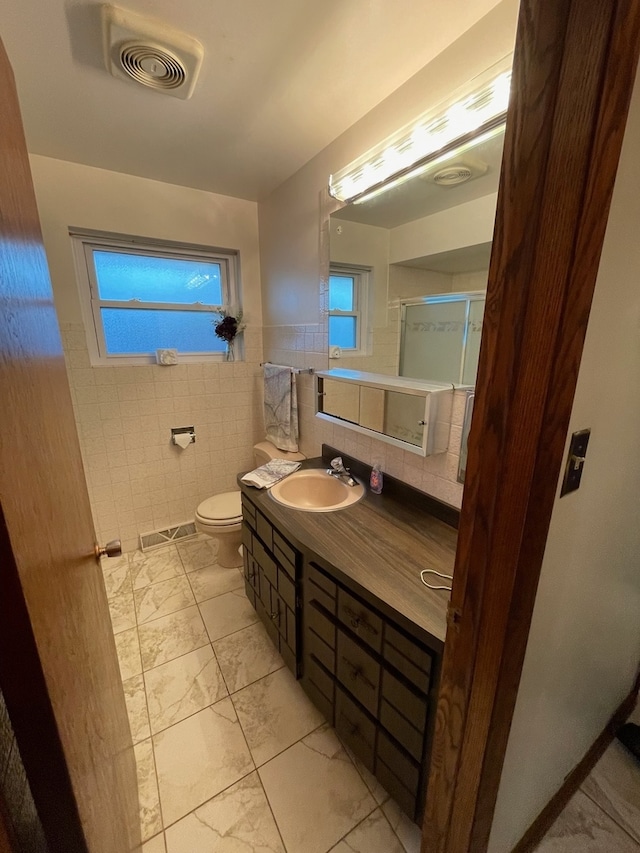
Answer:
102, 5, 203, 100
432, 165, 474, 186
426, 156, 489, 188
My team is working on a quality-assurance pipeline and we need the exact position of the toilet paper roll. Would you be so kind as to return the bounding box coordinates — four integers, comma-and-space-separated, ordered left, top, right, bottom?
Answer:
173, 433, 192, 450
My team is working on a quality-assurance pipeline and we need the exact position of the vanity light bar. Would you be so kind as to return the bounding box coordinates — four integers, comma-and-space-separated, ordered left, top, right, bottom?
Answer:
329, 57, 512, 204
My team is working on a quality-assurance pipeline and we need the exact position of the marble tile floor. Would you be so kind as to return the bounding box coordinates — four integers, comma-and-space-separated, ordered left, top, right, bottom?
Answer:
533, 701, 640, 852
102, 537, 422, 853
104, 537, 640, 852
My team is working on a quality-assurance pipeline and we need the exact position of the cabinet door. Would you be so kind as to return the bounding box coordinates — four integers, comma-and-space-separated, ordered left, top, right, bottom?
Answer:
256, 573, 279, 646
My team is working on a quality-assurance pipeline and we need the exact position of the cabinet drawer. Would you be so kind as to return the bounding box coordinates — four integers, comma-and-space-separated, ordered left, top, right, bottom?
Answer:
377, 730, 420, 792
256, 511, 273, 550
375, 756, 416, 821
307, 563, 338, 615
273, 531, 298, 579
241, 524, 253, 553
308, 576, 336, 615
277, 568, 296, 611
337, 589, 382, 653
384, 624, 432, 692
241, 496, 256, 525
336, 630, 380, 716
335, 686, 376, 772
307, 601, 335, 649
279, 637, 297, 677
306, 624, 335, 673
253, 539, 277, 588
303, 678, 334, 725
244, 579, 255, 608
381, 670, 427, 732
306, 654, 334, 703
380, 698, 423, 761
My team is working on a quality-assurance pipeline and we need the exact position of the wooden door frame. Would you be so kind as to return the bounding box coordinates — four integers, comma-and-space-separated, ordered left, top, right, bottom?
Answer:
422, 1, 640, 851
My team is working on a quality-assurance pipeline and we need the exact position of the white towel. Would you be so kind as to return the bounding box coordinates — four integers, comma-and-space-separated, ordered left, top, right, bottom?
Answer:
240, 460, 302, 489
263, 364, 299, 452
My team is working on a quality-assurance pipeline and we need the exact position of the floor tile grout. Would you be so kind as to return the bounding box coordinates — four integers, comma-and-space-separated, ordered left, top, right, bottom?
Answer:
109, 546, 416, 853
580, 784, 640, 848
255, 770, 289, 853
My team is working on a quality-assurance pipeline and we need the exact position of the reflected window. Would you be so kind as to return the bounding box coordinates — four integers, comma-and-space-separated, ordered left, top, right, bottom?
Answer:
328, 265, 369, 353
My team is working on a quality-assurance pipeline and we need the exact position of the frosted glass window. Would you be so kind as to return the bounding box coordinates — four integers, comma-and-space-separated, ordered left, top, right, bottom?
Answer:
329, 275, 355, 311
71, 231, 239, 361
328, 265, 368, 353
329, 316, 357, 349
101, 309, 226, 355
93, 251, 223, 304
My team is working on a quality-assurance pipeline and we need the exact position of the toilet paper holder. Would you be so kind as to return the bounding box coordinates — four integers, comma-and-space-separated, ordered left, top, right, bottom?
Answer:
171, 426, 196, 446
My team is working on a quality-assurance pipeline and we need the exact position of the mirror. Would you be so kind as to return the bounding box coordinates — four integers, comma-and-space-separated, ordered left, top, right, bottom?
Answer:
328, 124, 505, 384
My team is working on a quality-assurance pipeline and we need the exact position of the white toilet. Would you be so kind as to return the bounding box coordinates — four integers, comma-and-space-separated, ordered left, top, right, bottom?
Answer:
194, 441, 305, 567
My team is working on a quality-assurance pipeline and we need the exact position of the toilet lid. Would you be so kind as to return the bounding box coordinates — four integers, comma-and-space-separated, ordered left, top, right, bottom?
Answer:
196, 491, 242, 524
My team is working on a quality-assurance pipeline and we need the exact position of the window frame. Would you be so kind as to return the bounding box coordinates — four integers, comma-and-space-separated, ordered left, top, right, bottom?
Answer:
328, 264, 370, 356
70, 230, 240, 366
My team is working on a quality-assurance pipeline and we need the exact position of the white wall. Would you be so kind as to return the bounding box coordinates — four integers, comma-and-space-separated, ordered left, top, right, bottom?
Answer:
488, 63, 640, 852
258, 0, 518, 508
388, 193, 498, 265
31, 155, 263, 552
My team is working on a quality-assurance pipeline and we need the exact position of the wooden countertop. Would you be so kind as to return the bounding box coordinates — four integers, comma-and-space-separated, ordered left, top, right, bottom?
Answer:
239, 457, 458, 649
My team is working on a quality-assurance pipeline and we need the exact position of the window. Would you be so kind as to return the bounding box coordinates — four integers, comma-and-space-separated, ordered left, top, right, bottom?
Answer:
71, 231, 239, 363
328, 265, 369, 354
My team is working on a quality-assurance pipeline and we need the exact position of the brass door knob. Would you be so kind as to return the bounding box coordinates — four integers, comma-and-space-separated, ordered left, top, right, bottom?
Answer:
95, 539, 122, 559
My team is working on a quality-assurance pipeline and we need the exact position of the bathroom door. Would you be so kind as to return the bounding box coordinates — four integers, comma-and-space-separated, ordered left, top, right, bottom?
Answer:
0, 38, 140, 853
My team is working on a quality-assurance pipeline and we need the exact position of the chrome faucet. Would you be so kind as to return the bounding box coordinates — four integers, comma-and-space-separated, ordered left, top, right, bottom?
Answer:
327, 457, 357, 487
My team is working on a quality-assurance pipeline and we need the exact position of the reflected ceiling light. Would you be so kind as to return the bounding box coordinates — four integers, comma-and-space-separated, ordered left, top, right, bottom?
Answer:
329, 56, 512, 204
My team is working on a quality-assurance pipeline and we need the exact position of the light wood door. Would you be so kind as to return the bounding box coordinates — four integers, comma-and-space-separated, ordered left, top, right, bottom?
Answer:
0, 37, 140, 853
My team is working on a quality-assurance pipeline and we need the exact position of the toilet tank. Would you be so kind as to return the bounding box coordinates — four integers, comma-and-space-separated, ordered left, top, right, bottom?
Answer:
253, 440, 306, 467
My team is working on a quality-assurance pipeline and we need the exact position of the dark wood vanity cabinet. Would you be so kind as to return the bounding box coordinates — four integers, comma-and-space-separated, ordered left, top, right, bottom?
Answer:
240, 490, 442, 825
241, 495, 300, 677
301, 560, 438, 823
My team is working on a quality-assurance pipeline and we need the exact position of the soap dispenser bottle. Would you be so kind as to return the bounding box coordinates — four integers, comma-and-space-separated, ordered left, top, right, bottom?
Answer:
370, 460, 383, 494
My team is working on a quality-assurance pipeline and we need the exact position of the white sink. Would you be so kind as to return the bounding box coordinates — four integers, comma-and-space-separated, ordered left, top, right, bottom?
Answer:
269, 469, 365, 512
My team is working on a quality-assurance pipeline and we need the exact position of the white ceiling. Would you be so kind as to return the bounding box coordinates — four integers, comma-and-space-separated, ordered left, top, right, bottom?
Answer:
1, 0, 502, 201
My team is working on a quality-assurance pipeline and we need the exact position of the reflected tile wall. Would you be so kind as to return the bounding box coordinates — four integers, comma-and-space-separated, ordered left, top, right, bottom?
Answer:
60, 322, 265, 552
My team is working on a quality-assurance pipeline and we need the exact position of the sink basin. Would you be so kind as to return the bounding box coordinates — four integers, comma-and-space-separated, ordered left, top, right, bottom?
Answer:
269, 469, 365, 512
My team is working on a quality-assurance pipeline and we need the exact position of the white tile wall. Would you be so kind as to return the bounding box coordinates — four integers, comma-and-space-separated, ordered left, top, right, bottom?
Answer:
61, 323, 264, 553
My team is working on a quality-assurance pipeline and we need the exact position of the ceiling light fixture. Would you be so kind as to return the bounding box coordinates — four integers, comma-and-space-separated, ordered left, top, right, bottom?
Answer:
329, 56, 512, 204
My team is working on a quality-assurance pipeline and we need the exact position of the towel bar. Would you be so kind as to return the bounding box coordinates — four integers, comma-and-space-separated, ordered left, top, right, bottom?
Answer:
260, 362, 314, 374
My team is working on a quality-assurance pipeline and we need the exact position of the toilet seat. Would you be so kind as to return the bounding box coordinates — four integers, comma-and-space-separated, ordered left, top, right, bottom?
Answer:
196, 491, 242, 526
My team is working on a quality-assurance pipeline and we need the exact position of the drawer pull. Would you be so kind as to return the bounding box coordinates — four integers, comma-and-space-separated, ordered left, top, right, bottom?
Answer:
340, 656, 376, 691
269, 610, 280, 623
343, 606, 377, 636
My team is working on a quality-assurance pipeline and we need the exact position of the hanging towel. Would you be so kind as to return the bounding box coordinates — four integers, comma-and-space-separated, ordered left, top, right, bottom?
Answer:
263, 364, 299, 452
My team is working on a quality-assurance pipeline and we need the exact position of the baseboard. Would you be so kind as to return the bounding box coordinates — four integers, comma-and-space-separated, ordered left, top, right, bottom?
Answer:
512, 680, 639, 853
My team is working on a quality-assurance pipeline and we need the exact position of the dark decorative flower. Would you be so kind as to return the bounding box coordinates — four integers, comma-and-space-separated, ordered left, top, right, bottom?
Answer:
213, 309, 244, 343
